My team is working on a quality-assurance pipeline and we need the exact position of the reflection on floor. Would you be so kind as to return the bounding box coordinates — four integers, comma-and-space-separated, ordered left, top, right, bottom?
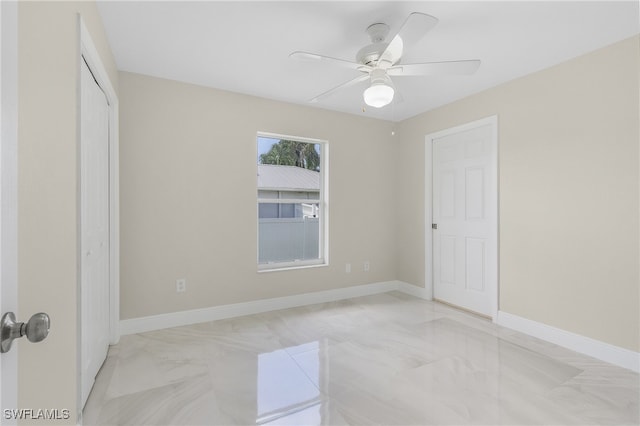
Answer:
83, 292, 639, 425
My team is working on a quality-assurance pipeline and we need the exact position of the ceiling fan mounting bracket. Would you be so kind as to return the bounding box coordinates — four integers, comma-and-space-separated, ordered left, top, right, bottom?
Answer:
356, 22, 395, 67
365, 23, 390, 43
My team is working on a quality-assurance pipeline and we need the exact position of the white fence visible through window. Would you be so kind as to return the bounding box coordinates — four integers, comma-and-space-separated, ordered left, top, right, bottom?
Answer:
258, 217, 319, 264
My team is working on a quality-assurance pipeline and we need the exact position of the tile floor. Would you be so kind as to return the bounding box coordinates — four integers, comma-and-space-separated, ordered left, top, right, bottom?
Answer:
82, 292, 639, 425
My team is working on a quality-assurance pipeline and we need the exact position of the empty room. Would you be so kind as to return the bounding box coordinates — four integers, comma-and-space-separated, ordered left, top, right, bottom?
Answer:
0, 1, 638, 425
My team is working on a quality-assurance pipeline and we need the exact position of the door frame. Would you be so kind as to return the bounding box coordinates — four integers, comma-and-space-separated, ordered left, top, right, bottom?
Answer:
1, 0, 19, 418
425, 115, 499, 321
77, 17, 120, 408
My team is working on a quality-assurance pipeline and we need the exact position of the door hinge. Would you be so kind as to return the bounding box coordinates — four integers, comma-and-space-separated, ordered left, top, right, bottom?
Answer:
432, 223, 438, 230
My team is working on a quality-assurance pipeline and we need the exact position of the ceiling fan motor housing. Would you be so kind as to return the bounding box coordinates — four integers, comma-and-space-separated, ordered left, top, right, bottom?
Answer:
356, 42, 389, 66
369, 68, 389, 84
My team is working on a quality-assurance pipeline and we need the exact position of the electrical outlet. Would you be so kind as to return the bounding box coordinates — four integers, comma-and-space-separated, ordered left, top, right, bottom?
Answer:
176, 279, 186, 293
345, 263, 351, 273
364, 261, 370, 272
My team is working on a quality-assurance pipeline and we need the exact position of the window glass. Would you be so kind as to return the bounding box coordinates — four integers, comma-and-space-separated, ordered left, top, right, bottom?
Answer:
257, 135, 326, 269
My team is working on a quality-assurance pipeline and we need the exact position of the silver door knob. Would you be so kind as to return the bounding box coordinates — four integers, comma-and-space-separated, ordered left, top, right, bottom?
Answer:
0, 312, 50, 353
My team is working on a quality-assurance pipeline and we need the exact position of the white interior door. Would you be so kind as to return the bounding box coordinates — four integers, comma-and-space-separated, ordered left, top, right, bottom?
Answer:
80, 58, 110, 407
432, 118, 497, 318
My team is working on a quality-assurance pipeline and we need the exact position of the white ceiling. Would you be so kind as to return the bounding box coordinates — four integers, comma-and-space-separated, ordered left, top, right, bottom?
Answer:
97, 1, 639, 122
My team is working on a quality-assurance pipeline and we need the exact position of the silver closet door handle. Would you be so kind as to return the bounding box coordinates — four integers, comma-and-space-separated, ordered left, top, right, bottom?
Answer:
0, 312, 50, 353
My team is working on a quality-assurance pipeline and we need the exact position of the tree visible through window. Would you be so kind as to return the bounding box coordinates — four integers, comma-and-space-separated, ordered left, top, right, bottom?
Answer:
259, 139, 320, 171
257, 135, 326, 269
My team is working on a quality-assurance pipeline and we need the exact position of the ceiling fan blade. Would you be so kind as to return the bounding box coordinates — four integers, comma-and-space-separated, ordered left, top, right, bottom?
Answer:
387, 60, 481, 76
290, 51, 372, 72
379, 12, 439, 66
309, 74, 370, 103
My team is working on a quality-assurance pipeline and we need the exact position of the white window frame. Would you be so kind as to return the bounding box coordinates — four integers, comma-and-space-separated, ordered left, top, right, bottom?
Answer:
257, 132, 328, 272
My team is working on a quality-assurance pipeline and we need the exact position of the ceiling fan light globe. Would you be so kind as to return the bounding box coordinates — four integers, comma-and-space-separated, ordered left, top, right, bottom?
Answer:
363, 83, 394, 108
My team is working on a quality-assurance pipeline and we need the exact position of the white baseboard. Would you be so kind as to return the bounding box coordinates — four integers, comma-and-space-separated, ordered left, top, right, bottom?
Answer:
396, 281, 432, 299
120, 282, 639, 373
121, 280, 413, 335
497, 311, 640, 373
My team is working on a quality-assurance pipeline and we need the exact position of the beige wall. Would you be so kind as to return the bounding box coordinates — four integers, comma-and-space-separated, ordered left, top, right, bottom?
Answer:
18, 1, 118, 423
119, 71, 396, 320
397, 36, 640, 352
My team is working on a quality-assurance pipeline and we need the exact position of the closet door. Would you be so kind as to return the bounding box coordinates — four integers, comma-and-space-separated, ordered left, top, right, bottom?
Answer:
80, 57, 110, 407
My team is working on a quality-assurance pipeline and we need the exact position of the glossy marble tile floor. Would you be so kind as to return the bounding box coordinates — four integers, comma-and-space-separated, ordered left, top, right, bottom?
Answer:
83, 292, 639, 425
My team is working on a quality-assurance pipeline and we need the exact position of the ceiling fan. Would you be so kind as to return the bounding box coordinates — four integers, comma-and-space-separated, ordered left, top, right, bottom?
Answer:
290, 12, 481, 108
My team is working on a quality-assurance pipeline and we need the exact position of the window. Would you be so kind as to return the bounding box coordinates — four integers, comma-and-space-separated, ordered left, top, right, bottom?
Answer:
257, 133, 327, 270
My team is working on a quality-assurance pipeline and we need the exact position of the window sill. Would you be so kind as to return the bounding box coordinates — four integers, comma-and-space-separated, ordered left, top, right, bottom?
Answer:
258, 261, 328, 273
